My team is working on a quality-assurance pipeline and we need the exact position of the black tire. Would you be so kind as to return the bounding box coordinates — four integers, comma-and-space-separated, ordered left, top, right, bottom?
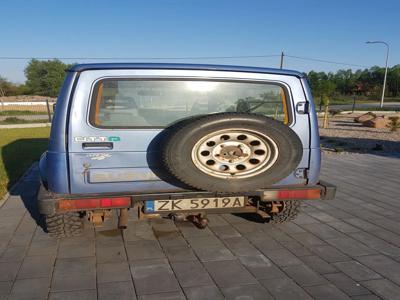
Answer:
162, 113, 303, 192
269, 201, 301, 224
45, 212, 84, 238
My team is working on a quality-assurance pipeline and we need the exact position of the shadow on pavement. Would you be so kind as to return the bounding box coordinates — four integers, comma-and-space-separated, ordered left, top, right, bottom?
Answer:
2, 138, 48, 231
10, 164, 47, 231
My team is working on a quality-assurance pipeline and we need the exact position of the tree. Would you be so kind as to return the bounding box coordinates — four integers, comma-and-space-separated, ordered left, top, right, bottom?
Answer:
0, 76, 19, 96
24, 59, 71, 97
387, 65, 400, 97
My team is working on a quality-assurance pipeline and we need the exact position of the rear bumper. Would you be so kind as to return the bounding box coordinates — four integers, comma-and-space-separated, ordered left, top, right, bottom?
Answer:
37, 181, 336, 215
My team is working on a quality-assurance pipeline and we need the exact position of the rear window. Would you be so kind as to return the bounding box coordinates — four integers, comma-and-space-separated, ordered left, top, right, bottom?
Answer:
89, 79, 289, 128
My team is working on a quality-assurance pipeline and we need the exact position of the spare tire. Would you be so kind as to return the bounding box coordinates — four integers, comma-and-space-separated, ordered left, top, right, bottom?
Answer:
162, 113, 303, 192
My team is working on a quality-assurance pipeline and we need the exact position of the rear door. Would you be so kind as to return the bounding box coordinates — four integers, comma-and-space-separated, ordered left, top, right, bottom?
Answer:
68, 69, 310, 194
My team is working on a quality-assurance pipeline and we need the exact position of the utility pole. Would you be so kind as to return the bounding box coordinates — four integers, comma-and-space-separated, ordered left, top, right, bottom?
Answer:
366, 41, 390, 108
280, 51, 284, 69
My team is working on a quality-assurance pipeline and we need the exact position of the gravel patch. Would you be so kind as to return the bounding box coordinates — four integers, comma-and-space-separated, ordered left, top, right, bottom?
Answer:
319, 113, 400, 155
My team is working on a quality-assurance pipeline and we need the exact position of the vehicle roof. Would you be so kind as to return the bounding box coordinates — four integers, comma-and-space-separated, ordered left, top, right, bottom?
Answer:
68, 63, 304, 78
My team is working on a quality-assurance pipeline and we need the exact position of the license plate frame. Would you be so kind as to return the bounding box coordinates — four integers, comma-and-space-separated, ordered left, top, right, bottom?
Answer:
144, 196, 245, 213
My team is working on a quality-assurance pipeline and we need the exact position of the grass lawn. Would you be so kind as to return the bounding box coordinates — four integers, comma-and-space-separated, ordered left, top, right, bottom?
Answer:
0, 117, 50, 125
0, 110, 48, 116
0, 127, 50, 198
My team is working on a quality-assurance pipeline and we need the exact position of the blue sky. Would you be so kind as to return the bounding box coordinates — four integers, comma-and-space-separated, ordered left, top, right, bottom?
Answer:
1, 0, 399, 82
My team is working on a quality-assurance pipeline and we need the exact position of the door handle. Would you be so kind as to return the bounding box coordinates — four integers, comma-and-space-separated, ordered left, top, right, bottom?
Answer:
82, 142, 113, 150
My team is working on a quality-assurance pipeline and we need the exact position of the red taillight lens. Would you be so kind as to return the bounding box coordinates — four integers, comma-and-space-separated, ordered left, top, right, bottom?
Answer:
58, 197, 131, 211
263, 188, 321, 200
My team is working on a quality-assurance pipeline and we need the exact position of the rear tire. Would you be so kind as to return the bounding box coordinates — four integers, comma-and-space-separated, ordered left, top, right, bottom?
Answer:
45, 212, 84, 238
269, 201, 301, 224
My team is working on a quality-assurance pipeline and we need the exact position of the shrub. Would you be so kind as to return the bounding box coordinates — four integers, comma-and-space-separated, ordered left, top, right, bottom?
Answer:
387, 116, 400, 132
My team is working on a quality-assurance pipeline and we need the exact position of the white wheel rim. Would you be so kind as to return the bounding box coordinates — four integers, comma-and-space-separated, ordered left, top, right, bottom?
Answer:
191, 129, 279, 179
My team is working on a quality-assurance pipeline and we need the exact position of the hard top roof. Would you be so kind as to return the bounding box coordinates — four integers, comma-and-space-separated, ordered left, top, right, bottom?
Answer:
68, 63, 304, 78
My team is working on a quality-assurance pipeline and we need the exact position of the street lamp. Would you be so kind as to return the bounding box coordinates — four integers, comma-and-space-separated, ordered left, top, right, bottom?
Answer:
366, 41, 390, 108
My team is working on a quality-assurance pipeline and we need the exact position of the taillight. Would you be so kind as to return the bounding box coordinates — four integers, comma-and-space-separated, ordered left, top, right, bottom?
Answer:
263, 188, 321, 200
58, 197, 131, 211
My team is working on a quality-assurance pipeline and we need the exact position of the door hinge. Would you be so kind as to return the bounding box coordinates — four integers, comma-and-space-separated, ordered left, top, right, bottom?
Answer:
296, 102, 309, 114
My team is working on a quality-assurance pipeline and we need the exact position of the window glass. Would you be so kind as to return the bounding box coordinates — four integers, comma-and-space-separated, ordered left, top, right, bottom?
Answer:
90, 79, 289, 127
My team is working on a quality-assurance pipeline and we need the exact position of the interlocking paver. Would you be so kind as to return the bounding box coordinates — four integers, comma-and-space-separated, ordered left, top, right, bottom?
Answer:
349, 232, 400, 257
260, 277, 312, 299
51, 257, 96, 292
192, 245, 235, 262
183, 285, 224, 300
49, 289, 97, 300
238, 254, 287, 279
96, 244, 127, 263
362, 279, 400, 300
27, 240, 58, 257
125, 240, 165, 261
138, 291, 185, 300
283, 264, 328, 287
171, 260, 214, 287
164, 245, 197, 262
17, 255, 55, 279
0, 246, 26, 262
130, 258, 180, 295
260, 247, 303, 267
325, 237, 377, 257
210, 225, 241, 239
351, 294, 383, 300
356, 254, 400, 285
299, 255, 338, 275
323, 273, 370, 296
310, 245, 350, 263
279, 240, 313, 257
57, 242, 95, 259
98, 281, 136, 300
290, 232, 326, 247
97, 261, 131, 283
9, 277, 50, 300
0, 262, 20, 281
221, 284, 273, 300
203, 259, 257, 287
332, 261, 382, 281
221, 236, 261, 256
304, 283, 351, 300
184, 235, 223, 249
0, 281, 12, 299
1, 153, 400, 299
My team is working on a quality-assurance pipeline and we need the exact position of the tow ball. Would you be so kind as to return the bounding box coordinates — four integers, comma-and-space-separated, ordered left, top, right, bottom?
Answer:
169, 213, 209, 229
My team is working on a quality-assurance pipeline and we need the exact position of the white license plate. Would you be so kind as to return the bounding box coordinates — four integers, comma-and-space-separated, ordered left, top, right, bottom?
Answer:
145, 196, 245, 213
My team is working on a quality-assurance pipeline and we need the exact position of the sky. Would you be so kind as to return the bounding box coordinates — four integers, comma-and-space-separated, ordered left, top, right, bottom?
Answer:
1, 0, 399, 83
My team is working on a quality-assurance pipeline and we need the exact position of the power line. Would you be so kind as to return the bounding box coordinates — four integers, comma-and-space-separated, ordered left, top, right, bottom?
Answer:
285, 54, 371, 68
0, 54, 281, 60
0, 53, 373, 68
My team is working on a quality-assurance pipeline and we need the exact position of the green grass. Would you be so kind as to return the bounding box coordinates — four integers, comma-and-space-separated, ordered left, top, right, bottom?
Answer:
0, 117, 50, 125
0, 127, 50, 198
314, 96, 400, 105
0, 110, 48, 116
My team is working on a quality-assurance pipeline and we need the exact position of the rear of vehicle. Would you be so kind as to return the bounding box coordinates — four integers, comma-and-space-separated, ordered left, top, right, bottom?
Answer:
38, 63, 335, 237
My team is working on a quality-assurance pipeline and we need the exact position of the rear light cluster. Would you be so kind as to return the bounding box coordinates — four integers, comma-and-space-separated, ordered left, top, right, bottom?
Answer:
58, 197, 131, 211
263, 188, 321, 201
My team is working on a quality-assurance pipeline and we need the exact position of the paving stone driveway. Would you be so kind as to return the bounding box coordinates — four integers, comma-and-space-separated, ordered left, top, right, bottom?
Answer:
1, 153, 400, 300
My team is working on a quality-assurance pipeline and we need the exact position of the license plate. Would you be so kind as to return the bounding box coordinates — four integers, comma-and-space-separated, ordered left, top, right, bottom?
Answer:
144, 196, 245, 213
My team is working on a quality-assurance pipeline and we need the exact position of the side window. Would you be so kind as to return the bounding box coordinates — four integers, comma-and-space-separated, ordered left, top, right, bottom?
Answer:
90, 79, 290, 128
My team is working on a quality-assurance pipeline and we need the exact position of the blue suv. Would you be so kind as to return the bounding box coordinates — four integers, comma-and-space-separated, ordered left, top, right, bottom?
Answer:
37, 63, 335, 237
